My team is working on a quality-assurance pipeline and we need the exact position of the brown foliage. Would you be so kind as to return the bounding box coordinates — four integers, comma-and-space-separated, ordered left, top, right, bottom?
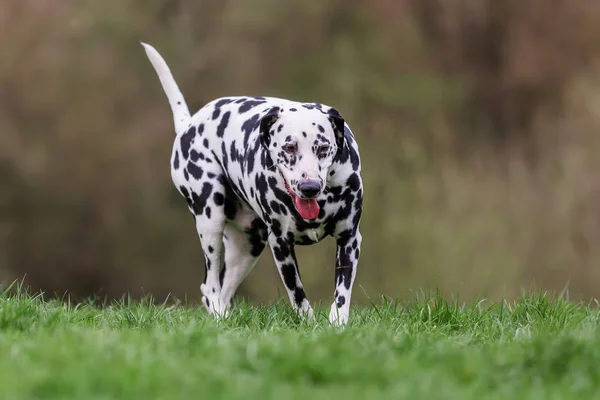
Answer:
411, 0, 600, 148
1, 0, 600, 304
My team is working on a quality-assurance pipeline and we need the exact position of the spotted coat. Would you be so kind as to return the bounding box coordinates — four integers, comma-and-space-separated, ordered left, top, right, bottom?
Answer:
142, 43, 363, 325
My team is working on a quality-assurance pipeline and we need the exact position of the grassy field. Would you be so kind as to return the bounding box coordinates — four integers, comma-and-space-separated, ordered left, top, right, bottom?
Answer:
1, 286, 599, 399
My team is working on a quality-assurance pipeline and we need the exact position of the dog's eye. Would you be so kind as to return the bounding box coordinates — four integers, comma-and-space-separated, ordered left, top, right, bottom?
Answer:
283, 143, 297, 154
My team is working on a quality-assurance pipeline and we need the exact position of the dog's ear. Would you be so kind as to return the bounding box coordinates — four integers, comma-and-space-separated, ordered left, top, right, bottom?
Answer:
327, 107, 345, 154
259, 106, 281, 150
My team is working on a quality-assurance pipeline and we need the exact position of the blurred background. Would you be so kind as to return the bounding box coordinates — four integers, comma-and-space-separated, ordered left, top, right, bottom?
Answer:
2, 0, 600, 306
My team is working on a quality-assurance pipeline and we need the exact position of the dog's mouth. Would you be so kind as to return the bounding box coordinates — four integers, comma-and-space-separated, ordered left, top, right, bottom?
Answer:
280, 173, 320, 220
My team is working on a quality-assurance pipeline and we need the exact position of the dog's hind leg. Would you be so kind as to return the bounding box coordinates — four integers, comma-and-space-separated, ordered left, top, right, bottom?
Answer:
218, 218, 268, 310
196, 222, 226, 317
180, 173, 229, 317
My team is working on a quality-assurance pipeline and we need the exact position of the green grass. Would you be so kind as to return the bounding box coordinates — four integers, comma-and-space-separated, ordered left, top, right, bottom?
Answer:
1, 285, 600, 399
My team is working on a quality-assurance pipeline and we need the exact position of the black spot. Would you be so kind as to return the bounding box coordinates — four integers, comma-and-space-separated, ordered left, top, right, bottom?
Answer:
212, 108, 221, 120
293, 288, 306, 307
289, 108, 297, 112
352, 207, 362, 230
183, 169, 189, 181
317, 204, 326, 219
342, 271, 352, 290
222, 183, 238, 220
239, 100, 267, 113
208, 246, 214, 253
335, 244, 354, 290
346, 173, 360, 191
229, 141, 243, 164
224, 199, 237, 220
350, 146, 360, 171
247, 219, 268, 257
203, 138, 210, 148
279, 204, 288, 215
271, 219, 283, 238
354, 192, 363, 210
196, 123, 205, 137
287, 232, 295, 244
317, 124, 325, 133
207, 172, 216, 179
191, 182, 214, 216
336, 295, 346, 308
180, 126, 196, 159
220, 142, 229, 170
242, 114, 261, 147
273, 244, 289, 262
277, 124, 284, 133
216, 112, 231, 138
205, 206, 211, 219
302, 132, 307, 138
214, 98, 233, 108
280, 263, 297, 290
187, 162, 204, 180
219, 263, 226, 287
255, 174, 273, 217
213, 192, 225, 206
190, 150, 204, 162
270, 200, 281, 214
173, 151, 180, 170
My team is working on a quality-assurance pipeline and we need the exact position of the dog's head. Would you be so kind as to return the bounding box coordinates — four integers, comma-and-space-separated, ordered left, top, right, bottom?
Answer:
260, 104, 345, 220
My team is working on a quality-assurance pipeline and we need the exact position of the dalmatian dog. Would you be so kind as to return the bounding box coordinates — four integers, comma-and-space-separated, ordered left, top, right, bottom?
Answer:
141, 43, 363, 325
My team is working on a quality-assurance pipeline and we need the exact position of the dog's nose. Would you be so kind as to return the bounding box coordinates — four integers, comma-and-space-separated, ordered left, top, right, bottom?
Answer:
297, 180, 322, 198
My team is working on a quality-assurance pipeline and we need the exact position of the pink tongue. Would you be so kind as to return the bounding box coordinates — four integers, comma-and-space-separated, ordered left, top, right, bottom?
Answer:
294, 197, 320, 220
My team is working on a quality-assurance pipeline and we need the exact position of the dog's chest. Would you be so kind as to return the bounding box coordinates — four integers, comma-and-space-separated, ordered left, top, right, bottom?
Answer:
286, 207, 340, 245
294, 225, 327, 245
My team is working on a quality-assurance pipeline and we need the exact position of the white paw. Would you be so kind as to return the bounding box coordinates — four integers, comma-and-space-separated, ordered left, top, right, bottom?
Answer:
300, 305, 315, 322
201, 296, 229, 318
329, 303, 349, 326
200, 284, 228, 318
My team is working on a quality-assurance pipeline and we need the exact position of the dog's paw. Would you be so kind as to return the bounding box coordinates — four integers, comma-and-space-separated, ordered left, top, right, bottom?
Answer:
299, 305, 315, 323
201, 295, 229, 318
200, 284, 228, 318
328, 303, 349, 327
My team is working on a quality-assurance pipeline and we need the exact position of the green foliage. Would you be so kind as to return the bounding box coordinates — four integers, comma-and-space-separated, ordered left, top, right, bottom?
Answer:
0, 286, 599, 398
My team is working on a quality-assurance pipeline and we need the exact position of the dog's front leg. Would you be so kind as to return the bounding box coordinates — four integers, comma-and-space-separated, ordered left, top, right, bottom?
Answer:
268, 233, 314, 320
329, 229, 362, 326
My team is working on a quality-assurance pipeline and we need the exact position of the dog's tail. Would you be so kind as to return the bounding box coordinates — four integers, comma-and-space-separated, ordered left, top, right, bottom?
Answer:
141, 42, 191, 134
